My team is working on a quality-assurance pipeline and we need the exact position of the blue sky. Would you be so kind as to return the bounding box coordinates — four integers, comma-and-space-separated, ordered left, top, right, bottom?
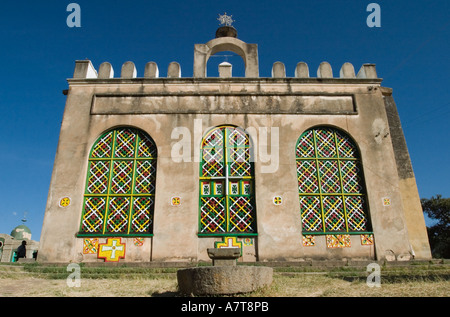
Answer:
0, 1, 449, 240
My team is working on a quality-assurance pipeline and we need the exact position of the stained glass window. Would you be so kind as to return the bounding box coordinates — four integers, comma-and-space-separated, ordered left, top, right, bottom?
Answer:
296, 127, 371, 234
199, 126, 257, 236
79, 127, 157, 236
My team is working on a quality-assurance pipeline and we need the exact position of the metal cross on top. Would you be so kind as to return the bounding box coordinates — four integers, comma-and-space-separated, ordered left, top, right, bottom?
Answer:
217, 12, 235, 26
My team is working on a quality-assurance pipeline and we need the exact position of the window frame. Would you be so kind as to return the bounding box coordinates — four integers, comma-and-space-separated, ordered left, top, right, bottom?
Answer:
296, 126, 372, 235
77, 127, 157, 237
198, 125, 257, 237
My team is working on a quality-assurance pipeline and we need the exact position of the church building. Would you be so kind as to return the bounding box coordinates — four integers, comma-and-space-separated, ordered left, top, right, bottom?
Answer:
1, 222, 39, 262
38, 19, 431, 263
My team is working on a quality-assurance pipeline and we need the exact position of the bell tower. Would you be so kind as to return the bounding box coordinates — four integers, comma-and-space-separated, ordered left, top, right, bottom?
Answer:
194, 13, 259, 78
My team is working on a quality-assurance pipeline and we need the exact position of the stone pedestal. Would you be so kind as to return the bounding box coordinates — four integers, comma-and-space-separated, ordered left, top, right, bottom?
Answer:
207, 248, 240, 266
177, 247, 273, 295
177, 266, 273, 296
218, 62, 232, 78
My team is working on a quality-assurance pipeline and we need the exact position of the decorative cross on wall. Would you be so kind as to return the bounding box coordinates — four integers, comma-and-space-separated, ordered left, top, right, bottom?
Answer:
215, 236, 243, 256
273, 196, 282, 205
98, 238, 126, 262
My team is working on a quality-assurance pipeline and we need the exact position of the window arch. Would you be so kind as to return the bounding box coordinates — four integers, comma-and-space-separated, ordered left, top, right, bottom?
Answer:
199, 125, 257, 236
78, 127, 157, 236
296, 127, 371, 234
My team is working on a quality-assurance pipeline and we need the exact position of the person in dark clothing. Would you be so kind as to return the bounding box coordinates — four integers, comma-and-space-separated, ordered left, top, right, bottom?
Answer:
17, 241, 27, 259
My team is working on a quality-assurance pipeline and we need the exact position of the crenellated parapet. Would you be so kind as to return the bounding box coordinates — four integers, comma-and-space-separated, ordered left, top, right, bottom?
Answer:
274, 61, 377, 79
72, 59, 378, 80
72, 30, 378, 80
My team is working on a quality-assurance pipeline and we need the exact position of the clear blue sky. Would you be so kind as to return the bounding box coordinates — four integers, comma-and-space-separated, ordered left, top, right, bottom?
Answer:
0, 1, 449, 240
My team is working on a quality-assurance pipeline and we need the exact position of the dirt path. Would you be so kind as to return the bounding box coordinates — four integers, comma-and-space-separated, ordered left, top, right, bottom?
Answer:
0, 277, 179, 297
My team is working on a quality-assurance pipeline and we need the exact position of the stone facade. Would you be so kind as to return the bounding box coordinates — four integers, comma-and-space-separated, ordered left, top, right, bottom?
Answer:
38, 29, 431, 264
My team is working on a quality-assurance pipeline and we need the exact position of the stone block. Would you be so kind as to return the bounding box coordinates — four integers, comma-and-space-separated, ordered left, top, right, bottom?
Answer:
98, 62, 114, 79
144, 62, 159, 78
218, 61, 232, 78
121, 61, 137, 78
317, 62, 333, 78
73, 60, 97, 79
357, 63, 378, 79
167, 62, 181, 78
295, 62, 309, 78
271, 61, 286, 78
339, 62, 356, 78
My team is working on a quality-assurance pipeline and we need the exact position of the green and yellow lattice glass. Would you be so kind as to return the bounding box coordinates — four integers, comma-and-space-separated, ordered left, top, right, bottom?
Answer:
296, 127, 371, 234
199, 126, 257, 236
79, 127, 157, 236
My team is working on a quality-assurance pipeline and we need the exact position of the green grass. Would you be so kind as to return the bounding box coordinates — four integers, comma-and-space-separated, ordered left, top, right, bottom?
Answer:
1, 261, 449, 297
7, 261, 448, 281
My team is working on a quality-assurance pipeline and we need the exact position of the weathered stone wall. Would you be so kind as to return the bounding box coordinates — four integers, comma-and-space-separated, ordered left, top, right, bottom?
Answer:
38, 30, 432, 264
382, 88, 432, 259
38, 66, 431, 263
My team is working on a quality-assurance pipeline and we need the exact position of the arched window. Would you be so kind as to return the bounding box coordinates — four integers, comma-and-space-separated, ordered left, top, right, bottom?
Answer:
78, 127, 157, 237
296, 127, 371, 234
199, 125, 257, 236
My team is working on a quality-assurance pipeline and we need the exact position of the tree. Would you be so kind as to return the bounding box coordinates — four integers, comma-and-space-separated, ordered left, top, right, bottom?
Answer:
421, 195, 450, 258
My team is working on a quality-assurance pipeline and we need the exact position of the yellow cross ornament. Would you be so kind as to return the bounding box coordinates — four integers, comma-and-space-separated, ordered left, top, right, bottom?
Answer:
98, 238, 126, 262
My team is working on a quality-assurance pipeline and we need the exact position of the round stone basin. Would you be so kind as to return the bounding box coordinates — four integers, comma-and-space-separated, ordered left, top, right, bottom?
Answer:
177, 265, 273, 296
